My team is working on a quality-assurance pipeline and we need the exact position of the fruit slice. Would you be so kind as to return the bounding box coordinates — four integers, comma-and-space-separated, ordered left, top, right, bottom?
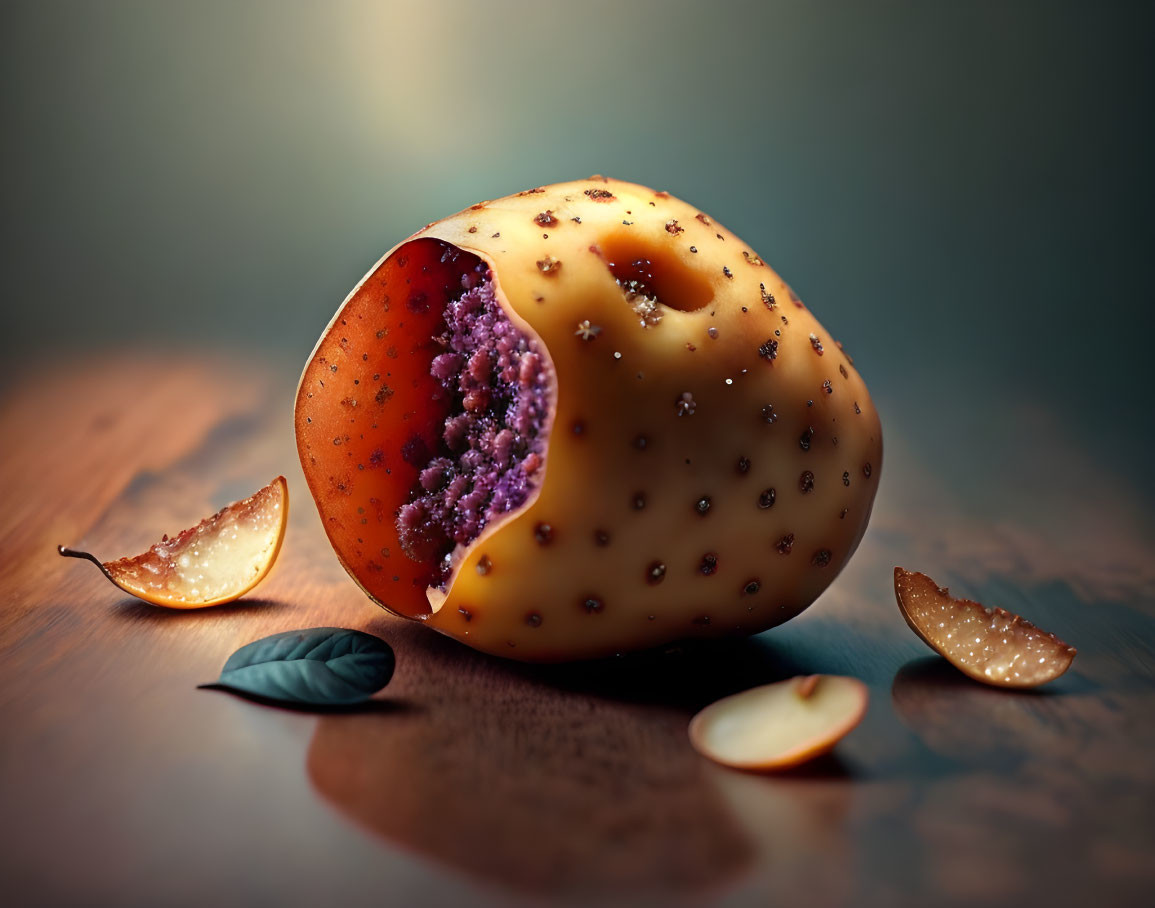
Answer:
59, 476, 288, 608
893, 567, 1076, 688
688, 675, 868, 770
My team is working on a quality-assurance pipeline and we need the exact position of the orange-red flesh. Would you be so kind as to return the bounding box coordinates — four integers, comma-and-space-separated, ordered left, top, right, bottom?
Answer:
893, 567, 1077, 688
58, 476, 288, 608
689, 675, 868, 771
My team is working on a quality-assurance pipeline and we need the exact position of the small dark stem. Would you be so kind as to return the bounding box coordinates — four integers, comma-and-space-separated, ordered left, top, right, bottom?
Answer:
57, 545, 105, 567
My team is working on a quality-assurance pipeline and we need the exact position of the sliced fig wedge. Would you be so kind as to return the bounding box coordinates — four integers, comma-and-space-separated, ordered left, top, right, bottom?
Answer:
689, 675, 868, 771
59, 476, 288, 608
893, 567, 1076, 688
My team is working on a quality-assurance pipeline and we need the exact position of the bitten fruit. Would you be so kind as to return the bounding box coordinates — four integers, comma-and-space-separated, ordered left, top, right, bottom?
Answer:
295, 177, 882, 660
689, 675, 869, 770
59, 476, 288, 608
894, 567, 1077, 688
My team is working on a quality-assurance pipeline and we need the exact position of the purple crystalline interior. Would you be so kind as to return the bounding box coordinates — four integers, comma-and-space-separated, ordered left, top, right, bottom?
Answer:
397, 267, 553, 586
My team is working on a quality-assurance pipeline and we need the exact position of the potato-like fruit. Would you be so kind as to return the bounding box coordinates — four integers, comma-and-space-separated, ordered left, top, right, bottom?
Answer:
295, 178, 882, 660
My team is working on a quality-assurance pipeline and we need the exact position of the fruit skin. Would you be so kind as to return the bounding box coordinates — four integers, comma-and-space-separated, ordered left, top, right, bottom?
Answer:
295, 177, 883, 661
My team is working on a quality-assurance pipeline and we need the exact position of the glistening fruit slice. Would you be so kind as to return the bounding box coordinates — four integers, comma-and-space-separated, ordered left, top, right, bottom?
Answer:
688, 675, 868, 770
59, 476, 288, 608
893, 567, 1076, 688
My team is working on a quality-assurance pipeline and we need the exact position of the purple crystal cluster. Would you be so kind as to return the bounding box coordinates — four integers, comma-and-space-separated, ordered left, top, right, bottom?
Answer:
397, 270, 552, 583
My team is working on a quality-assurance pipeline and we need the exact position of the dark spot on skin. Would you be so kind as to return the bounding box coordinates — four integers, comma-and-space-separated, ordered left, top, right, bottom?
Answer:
809, 333, 824, 355
401, 436, 429, 466
633, 492, 647, 510
407, 290, 429, 313
843, 471, 851, 486
647, 561, 666, 584
758, 488, 776, 509
458, 607, 473, 622
799, 427, 814, 451
595, 529, 611, 546
692, 615, 711, 626
699, 553, 718, 575
840, 508, 848, 519
584, 188, 615, 201
665, 219, 683, 234
707, 327, 718, 339
758, 338, 778, 361
534, 522, 554, 544
777, 534, 795, 554
534, 211, 557, 227
689, 246, 698, 253
743, 579, 761, 595
840, 364, 849, 379
582, 596, 604, 613
864, 463, 873, 478
761, 404, 778, 424
854, 401, 862, 415
737, 456, 751, 474
695, 496, 712, 515
742, 251, 764, 266
696, 213, 712, 225
812, 549, 832, 567
330, 364, 338, 373
476, 555, 491, 575
536, 256, 561, 274
823, 380, 832, 395
634, 434, 648, 450
572, 420, 586, 435
799, 471, 815, 493
761, 284, 776, 309
526, 611, 542, 627
722, 266, 733, 279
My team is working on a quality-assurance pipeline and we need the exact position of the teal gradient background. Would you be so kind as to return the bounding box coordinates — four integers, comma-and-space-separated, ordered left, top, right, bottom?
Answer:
2, 0, 1152, 502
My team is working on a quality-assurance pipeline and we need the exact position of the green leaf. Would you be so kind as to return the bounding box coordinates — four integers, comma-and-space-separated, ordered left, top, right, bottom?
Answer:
202, 628, 395, 706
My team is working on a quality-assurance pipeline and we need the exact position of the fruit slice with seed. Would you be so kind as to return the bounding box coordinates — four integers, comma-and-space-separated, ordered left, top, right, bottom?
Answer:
893, 567, 1076, 688
59, 476, 288, 608
689, 675, 868, 770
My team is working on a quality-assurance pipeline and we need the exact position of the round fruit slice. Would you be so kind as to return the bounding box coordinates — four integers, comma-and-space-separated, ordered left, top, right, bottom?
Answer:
893, 567, 1077, 688
688, 675, 868, 770
59, 476, 288, 608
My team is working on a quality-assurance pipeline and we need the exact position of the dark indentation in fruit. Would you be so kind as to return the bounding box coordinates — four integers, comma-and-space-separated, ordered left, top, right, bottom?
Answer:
633, 492, 647, 510
536, 256, 561, 274
582, 596, 604, 614
634, 434, 649, 450
665, 219, 683, 234
407, 289, 428, 313
761, 404, 777, 424
676, 392, 696, 416
840, 363, 849, 379
812, 549, 832, 567
864, 462, 873, 478
809, 333, 824, 355
594, 529, 611, 546
526, 611, 543, 627
822, 380, 832, 395
854, 402, 861, 415
395, 274, 552, 584
534, 522, 554, 544
799, 471, 815, 493
692, 615, 711, 626
722, 266, 733, 279
737, 456, 751, 475
743, 579, 761, 595
758, 338, 778, 361
584, 188, 615, 201
695, 496, 712, 515
534, 211, 557, 227
799, 427, 814, 451
761, 283, 776, 309
647, 561, 666, 584
842, 471, 851, 486
476, 555, 491, 576
840, 508, 848, 519
602, 235, 713, 314
758, 488, 776, 509
700, 553, 718, 575
458, 607, 473, 622
572, 420, 586, 435
777, 534, 795, 554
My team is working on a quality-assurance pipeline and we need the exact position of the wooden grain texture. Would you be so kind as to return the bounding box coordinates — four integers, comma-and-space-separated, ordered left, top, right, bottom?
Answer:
1, 353, 1153, 908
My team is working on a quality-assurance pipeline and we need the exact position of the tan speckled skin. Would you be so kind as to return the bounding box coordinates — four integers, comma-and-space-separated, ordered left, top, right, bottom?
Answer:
296, 178, 882, 661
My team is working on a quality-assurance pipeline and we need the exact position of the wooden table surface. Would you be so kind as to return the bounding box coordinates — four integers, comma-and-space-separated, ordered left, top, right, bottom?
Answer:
2, 353, 1153, 908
